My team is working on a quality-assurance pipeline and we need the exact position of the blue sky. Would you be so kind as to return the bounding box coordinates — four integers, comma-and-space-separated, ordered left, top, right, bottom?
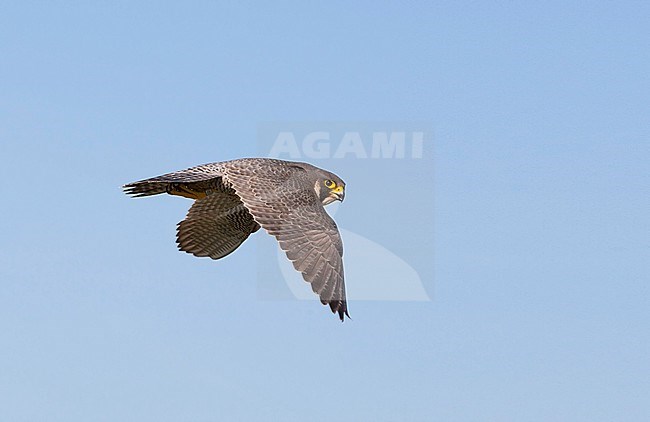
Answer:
1, 1, 649, 421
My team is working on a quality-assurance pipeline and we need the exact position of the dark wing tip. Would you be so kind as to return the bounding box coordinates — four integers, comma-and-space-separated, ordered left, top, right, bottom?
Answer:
328, 300, 350, 322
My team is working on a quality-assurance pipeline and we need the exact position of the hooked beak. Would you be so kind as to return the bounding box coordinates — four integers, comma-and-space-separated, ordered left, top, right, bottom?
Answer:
331, 186, 345, 202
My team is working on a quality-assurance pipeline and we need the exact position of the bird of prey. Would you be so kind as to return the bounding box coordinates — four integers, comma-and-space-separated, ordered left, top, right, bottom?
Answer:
123, 158, 349, 321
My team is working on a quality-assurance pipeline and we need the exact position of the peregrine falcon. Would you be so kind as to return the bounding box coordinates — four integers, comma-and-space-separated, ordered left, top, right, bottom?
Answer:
123, 158, 349, 321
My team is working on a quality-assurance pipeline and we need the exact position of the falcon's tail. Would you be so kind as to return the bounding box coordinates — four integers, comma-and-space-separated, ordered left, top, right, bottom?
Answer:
122, 180, 169, 198
123, 164, 225, 199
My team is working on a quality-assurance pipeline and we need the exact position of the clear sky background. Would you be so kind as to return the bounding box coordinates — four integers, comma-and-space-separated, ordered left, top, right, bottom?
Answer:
1, 2, 649, 421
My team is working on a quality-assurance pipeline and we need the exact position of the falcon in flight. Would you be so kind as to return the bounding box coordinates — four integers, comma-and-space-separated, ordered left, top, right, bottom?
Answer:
123, 158, 349, 321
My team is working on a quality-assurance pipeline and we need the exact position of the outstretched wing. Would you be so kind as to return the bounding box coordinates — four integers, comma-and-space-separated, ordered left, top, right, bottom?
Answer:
177, 190, 260, 260
222, 160, 349, 321
123, 162, 260, 260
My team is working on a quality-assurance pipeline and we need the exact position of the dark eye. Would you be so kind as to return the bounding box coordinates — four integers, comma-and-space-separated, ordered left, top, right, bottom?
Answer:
324, 179, 335, 188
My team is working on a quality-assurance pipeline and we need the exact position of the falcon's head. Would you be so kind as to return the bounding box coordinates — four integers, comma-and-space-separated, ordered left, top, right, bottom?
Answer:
315, 173, 346, 205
